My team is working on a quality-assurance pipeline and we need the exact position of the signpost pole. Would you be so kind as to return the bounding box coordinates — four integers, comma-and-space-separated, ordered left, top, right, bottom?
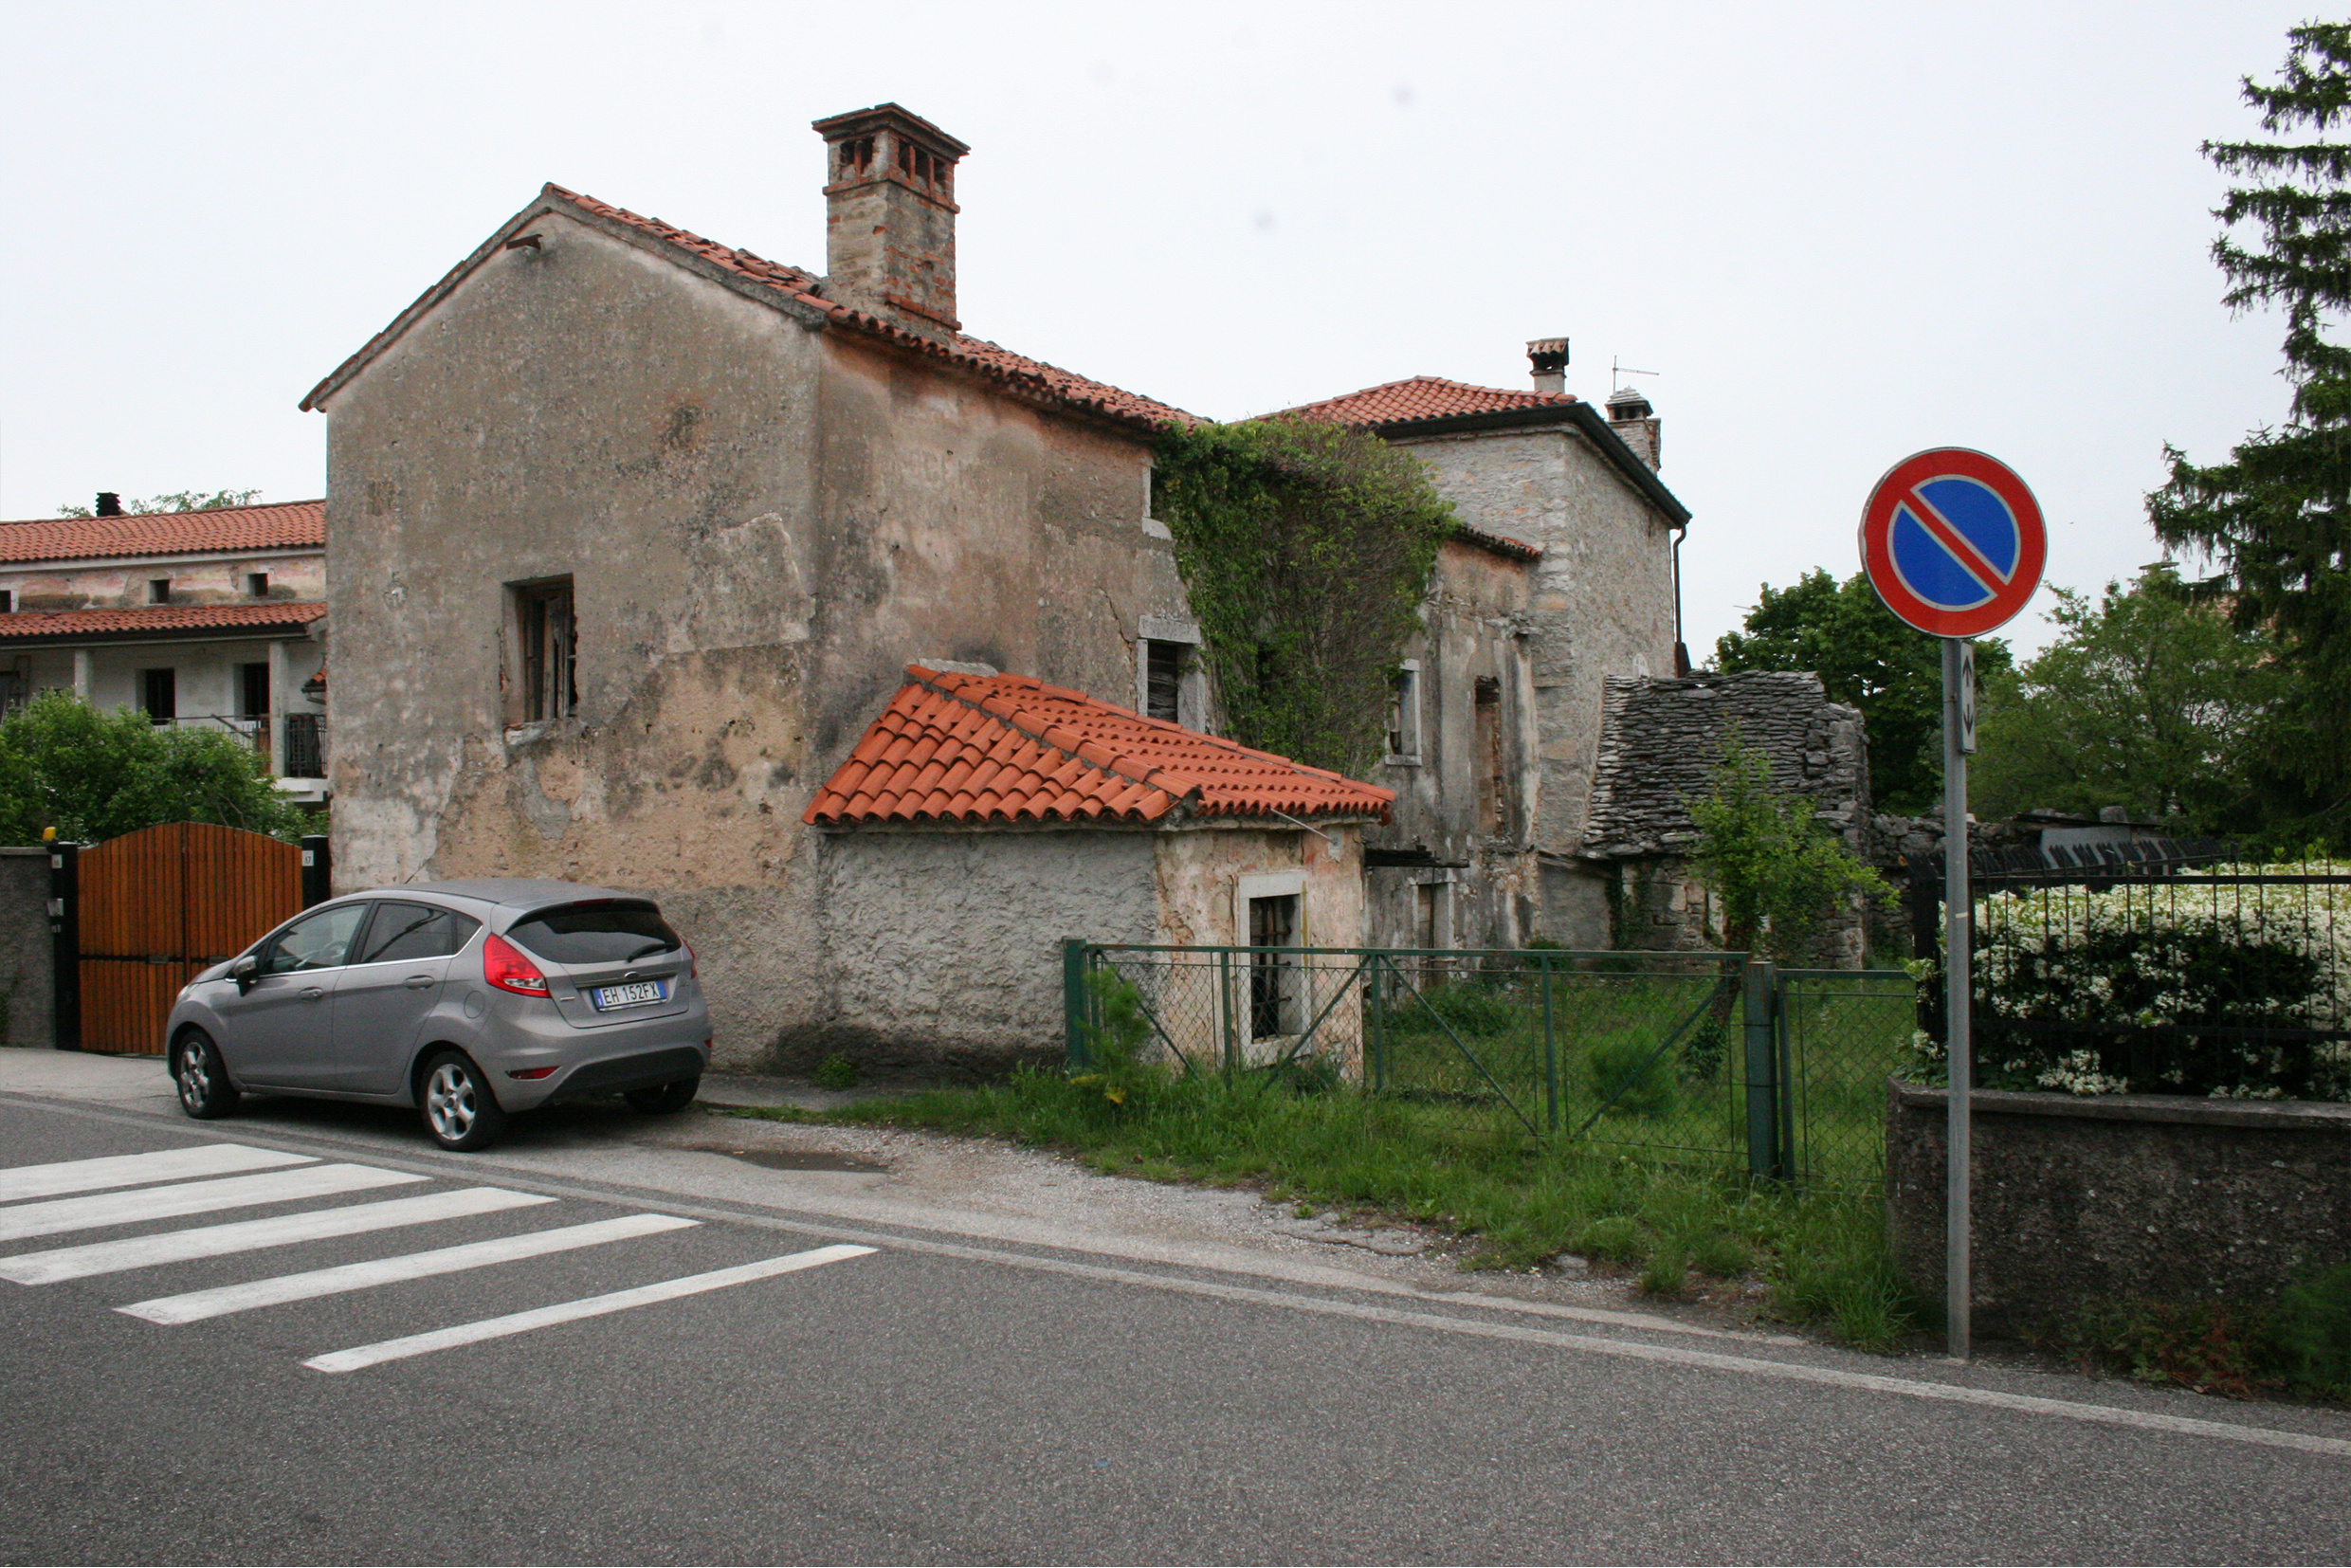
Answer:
1941, 635, 1973, 1361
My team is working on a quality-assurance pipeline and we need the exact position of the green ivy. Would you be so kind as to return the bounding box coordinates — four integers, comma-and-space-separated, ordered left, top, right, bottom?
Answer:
1152, 418, 1455, 777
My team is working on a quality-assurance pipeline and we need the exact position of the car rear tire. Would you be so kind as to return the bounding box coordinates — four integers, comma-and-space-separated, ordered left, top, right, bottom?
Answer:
624, 1076, 699, 1115
173, 1030, 240, 1121
419, 1050, 508, 1151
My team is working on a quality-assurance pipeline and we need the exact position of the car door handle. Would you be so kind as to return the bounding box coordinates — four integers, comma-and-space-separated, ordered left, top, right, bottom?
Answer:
404, 975, 436, 990
301, 987, 326, 1002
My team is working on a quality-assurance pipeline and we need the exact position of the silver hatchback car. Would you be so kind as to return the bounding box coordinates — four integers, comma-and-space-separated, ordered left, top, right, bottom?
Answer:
166, 879, 711, 1151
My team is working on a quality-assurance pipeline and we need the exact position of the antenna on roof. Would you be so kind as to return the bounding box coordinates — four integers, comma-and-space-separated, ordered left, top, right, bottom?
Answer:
1611, 357, 1660, 392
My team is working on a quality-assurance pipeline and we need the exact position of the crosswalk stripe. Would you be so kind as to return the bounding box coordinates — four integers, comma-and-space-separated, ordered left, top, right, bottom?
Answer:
0, 1144, 316, 1203
303, 1244, 878, 1373
1, 1188, 556, 1285
121, 1213, 702, 1323
0, 1164, 427, 1245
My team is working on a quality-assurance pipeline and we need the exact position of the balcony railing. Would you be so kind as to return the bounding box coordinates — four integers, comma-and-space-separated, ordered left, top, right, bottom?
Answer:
145, 713, 328, 778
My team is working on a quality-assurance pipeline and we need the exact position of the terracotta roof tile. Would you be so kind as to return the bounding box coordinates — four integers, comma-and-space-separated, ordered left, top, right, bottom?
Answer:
805, 666, 1393, 829
543, 189, 1192, 432
1279, 375, 1575, 428
0, 602, 327, 641
0, 501, 324, 565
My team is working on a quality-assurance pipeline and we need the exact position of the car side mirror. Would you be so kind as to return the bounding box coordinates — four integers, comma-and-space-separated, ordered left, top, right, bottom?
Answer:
230, 955, 259, 994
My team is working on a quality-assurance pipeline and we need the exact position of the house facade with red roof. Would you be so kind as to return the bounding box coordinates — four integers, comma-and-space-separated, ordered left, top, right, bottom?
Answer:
0, 496, 329, 793
303, 105, 1214, 1070
1285, 346, 1691, 952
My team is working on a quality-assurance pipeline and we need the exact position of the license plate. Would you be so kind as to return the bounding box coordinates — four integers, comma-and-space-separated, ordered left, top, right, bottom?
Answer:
591, 980, 666, 1011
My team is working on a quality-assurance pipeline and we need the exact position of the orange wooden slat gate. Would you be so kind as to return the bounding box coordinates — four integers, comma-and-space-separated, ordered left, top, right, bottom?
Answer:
77, 822, 303, 1054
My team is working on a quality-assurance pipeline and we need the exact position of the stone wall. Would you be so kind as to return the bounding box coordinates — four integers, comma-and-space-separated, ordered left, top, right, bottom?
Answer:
0, 848, 51, 1048
1886, 1081, 2351, 1337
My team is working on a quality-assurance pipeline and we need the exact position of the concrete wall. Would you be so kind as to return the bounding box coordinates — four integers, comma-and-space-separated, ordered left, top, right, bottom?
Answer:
317, 208, 1177, 1072
0, 848, 53, 1048
1886, 1081, 2351, 1336
63, 638, 324, 720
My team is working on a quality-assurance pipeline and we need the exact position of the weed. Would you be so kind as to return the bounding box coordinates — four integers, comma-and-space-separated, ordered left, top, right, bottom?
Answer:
1689, 1231, 1754, 1279
812, 1054, 859, 1091
1638, 1247, 1689, 1299
2277, 1264, 2351, 1397
1587, 1032, 1679, 1120
1576, 1215, 1644, 1263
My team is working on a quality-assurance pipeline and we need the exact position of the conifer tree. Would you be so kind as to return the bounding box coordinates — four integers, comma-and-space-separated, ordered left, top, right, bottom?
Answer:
2150, 23, 2351, 830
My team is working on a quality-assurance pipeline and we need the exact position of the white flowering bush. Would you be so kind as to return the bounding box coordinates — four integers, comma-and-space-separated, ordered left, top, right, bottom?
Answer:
1922, 865, 2351, 1102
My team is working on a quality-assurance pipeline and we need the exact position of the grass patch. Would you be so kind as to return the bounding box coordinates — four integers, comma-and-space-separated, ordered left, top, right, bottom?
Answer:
2026, 1267, 2351, 1404
719, 1063, 1923, 1350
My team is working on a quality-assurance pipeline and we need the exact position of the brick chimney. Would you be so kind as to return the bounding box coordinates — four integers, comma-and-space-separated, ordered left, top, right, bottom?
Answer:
812, 103, 970, 339
94, 491, 122, 518
1526, 337, 1569, 395
1606, 385, 1661, 469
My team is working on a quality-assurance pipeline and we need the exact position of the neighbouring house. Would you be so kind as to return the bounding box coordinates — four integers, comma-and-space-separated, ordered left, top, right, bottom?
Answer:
804, 665, 1388, 1073
1577, 669, 1870, 960
301, 103, 1204, 1071
1283, 347, 1691, 953
0, 495, 330, 797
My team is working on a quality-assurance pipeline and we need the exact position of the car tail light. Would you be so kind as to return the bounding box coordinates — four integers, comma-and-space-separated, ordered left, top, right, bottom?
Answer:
506, 1065, 559, 1080
685, 942, 698, 979
483, 933, 550, 996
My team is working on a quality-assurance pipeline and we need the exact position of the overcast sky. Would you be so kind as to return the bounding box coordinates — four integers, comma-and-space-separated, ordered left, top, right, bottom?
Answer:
0, 0, 2317, 660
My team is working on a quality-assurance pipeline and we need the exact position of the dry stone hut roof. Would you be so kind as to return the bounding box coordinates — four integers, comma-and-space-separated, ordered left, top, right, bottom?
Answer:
1579, 671, 1868, 859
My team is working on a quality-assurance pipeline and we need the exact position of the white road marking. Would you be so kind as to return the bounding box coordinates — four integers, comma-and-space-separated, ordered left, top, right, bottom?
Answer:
0, 1144, 315, 1203
0, 1164, 426, 1245
1, 1188, 556, 1285
304, 1243, 876, 1373
123, 1213, 702, 1322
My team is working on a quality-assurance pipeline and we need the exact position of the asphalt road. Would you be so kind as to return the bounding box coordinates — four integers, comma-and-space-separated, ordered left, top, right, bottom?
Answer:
2, 1080, 2348, 1564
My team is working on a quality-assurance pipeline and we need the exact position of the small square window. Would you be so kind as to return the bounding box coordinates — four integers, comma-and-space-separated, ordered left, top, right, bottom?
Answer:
0, 591, 13, 614
148, 578, 172, 605
246, 573, 269, 597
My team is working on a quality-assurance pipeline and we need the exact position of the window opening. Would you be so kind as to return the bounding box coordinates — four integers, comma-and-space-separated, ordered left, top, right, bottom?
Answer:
238, 663, 270, 721
1248, 893, 1299, 1039
148, 578, 171, 605
1474, 676, 1504, 833
513, 578, 578, 722
141, 667, 176, 723
0, 591, 12, 614
1387, 663, 1421, 757
246, 573, 269, 597
1143, 640, 1187, 723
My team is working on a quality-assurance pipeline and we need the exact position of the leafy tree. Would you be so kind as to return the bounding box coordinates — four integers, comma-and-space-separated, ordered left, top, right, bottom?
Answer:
1972, 566, 2287, 830
0, 692, 311, 844
1687, 732, 1890, 959
2149, 23, 2351, 835
54, 489, 260, 519
1152, 418, 1454, 776
1713, 569, 2012, 814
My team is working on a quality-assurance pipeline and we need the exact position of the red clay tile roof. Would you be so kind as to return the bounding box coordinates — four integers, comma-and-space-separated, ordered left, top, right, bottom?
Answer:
806, 666, 1393, 829
0, 603, 327, 641
302, 186, 1190, 433
1279, 375, 1576, 428
0, 501, 324, 565
1449, 523, 1542, 562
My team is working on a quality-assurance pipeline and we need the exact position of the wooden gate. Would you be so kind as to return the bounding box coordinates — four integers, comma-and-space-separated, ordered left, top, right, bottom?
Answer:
76, 823, 303, 1054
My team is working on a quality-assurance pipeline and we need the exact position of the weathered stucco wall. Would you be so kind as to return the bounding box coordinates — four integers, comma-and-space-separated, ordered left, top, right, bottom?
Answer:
1886, 1081, 2351, 1337
1151, 822, 1362, 949
0, 848, 53, 1048
318, 208, 1176, 1071
813, 827, 1159, 1076
3, 554, 324, 612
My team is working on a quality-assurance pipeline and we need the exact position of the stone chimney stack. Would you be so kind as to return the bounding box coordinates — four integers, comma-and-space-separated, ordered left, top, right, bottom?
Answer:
1526, 337, 1569, 395
812, 103, 970, 340
1606, 385, 1661, 470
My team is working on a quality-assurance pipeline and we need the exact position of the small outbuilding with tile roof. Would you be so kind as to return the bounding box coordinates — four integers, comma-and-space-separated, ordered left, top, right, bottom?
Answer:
805, 666, 1388, 1072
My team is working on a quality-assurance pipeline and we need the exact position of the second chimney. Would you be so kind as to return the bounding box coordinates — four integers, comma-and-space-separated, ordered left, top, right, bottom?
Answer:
812, 103, 970, 340
95, 491, 122, 517
1606, 385, 1661, 470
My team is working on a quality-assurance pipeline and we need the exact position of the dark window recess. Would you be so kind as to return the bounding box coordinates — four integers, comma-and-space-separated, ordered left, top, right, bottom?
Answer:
283, 713, 323, 778
0, 591, 12, 614
1248, 893, 1298, 1039
148, 579, 172, 605
1474, 676, 1504, 834
506, 901, 682, 966
354, 902, 480, 965
515, 579, 578, 721
1416, 884, 1442, 951
1143, 640, 1186, 723
246, 573, 269, 597
238, 663, 270, 720
141, 668, 176, 722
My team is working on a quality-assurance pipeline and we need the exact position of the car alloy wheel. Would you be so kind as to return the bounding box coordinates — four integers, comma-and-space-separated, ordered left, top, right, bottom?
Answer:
173, 1030, 239, 1121
419, 1050, 507, 1152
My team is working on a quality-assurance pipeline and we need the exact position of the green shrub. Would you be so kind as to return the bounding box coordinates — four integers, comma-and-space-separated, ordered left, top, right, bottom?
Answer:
812, 1053, 859, 1091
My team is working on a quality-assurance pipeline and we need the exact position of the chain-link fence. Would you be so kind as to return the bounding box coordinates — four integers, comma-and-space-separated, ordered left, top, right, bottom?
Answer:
1066, 943, 1906, 1182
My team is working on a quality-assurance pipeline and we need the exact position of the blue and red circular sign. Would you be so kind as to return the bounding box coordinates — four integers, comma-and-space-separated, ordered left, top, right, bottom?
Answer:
1858, 447, 2046, 638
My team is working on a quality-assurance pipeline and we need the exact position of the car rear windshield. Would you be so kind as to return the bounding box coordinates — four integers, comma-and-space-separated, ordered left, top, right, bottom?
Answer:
505, 902, 682, 966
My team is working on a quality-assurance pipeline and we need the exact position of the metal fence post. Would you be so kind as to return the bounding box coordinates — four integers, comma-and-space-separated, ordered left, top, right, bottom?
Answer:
1062, 939, 1087, 1068
1741, 958, 1780, 1180
1540, 952, 1559, 1135
47, 837, 79, 1051
1218, 946, 1235, 1081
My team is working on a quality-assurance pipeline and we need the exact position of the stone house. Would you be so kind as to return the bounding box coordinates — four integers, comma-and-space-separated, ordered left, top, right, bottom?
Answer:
805, 665, 1387, 1073
301, 103, 1216, 1072
0, 496, 330, 796
1283, 352, 1692, 953
1577, 669, 1871, 960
